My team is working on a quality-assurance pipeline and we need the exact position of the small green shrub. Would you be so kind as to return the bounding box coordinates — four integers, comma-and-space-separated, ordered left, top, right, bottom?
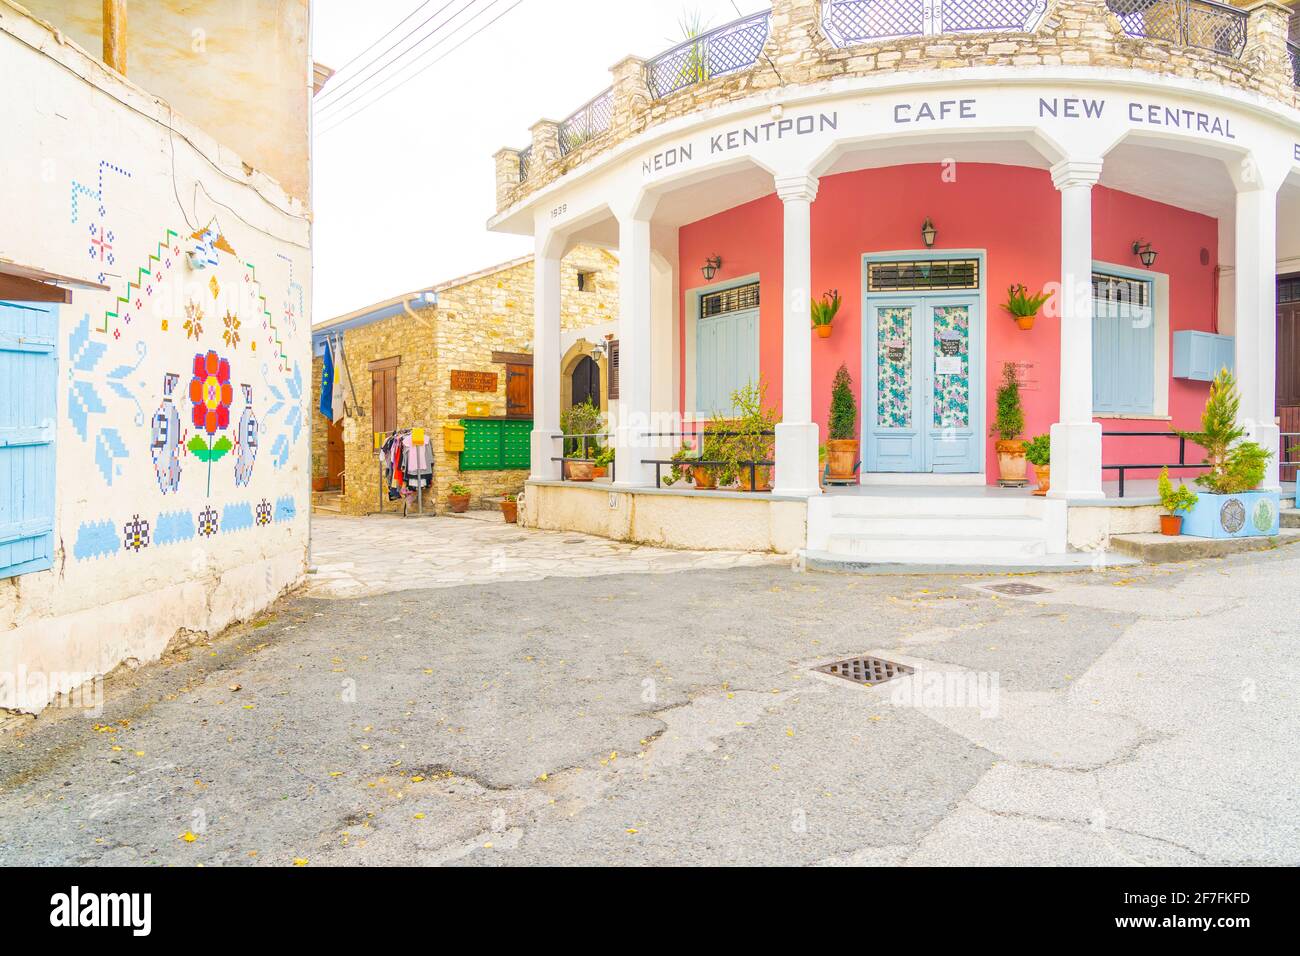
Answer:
828, 365, 857, 441
1157, 466, 1198, 515
1175, 369, 1270, 494
449, 483, 470, 496
1024, 433, 1050, 466
990, 362, 1025, 441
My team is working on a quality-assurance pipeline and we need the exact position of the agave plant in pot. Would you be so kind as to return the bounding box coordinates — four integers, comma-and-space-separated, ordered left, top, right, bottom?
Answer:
810, 290, 841, 339
1002, 283, 1051, 331
1156, 466, 1197, 536
1175, 370, 1278, 538
1025, 433, 1050, 496
826, 364, 859, 481
990, 362, 1027, 486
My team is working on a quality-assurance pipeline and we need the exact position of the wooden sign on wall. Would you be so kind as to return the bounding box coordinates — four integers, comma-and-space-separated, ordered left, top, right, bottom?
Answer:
450, 370, 498, 392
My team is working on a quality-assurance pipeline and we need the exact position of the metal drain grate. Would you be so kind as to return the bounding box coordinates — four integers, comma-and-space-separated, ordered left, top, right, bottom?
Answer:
984, 582, 1050, 596
816, 655, 914, 686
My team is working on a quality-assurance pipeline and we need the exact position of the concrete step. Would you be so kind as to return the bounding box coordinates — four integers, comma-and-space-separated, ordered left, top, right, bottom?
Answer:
818, 495, 1049, 518
312, 491, 343, 514
803, 549, 1140, 574
824, 512, 1049, 538
1282, 509, 1300, 529
1109, 528, 1300, 563
826, 532, 1049, 559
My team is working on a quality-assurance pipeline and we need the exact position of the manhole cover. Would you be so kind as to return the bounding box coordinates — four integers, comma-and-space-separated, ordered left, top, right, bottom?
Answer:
815, 655, 914, 686
984, 582, 1050, 596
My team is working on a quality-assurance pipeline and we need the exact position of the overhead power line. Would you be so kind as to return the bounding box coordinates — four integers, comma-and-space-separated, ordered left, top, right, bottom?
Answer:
315, 0, 522, 137
328, 0, 439, 78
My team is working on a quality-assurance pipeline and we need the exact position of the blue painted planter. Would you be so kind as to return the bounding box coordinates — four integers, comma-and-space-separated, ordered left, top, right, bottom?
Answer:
1180, 490, 1281, 539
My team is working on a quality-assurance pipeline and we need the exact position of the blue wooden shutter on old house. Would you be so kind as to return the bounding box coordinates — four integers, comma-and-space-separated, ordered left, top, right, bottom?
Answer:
1092, 273, 1155, 415
0, 301, 58, 578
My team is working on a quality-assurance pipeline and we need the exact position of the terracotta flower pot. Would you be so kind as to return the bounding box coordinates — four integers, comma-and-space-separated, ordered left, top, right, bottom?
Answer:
826, 439, 859, 480
592, 466, 607, 479
1014, 315, 1035, 331
743, 465, 773, 492
814, 324, 833, 339
448, 493, 470, 514
691, 465, 716, 489
500, 499, 518, 523
312, 475, 326, 492
567, 461, 594, 482
1032, 463, 1050, 497
995, 439, 1028, 486
1159, 514, 1183, 536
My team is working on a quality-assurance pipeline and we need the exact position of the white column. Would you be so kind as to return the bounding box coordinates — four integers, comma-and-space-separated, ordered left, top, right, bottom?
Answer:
613, 213, 654, 487
1233, 178, 1281, 489
773, 173, 821, 498
529, 236, 562, 481
1048, 159, 1104, 501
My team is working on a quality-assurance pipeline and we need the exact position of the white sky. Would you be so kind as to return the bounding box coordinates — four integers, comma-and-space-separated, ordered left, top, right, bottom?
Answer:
310, 0, 768, 323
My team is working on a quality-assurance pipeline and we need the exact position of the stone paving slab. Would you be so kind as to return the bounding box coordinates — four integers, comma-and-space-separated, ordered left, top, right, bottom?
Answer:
1109, 528, 1300, 563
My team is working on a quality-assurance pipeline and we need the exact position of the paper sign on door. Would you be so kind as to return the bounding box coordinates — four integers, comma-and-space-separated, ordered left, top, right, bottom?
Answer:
935, 356, 962, 375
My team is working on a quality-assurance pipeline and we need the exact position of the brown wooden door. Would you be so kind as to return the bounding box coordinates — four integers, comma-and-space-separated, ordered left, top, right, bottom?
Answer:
506, 363, 533, 417
325, 418, 344, 490
1279, 275, 1300, 481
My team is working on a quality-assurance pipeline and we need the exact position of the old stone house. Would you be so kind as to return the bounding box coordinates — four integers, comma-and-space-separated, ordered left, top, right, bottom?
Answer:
310, 245, 619, 514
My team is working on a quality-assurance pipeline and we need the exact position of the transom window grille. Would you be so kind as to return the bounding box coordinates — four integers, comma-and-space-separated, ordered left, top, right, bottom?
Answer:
1092, 273, 1150, 309
867, 259, 980, 292
1280, 276, 1300, 304
701, 282, 760, 317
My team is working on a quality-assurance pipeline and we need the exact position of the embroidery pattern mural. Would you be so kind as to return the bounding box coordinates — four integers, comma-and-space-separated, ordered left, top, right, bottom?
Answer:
876, 306, 913, 428
932, 305, 971, 429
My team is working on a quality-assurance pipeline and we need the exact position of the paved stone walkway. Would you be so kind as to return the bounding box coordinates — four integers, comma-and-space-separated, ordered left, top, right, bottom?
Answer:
307, 512, 787, 597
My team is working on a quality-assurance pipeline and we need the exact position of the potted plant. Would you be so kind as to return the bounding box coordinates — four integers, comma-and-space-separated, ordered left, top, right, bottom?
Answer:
1156, 466, 1197, 536
592, 445, 614, 479
1175, 370, 1278, 538
725, 379, 778, 491
664, 441, 715, 489
1002, 284, 1051, 331
447, 482, 471, 513
810, 289, 841, 339
1025, 433, 1051, 496
500, 493, 519, 524
561, 399, 603, 479
826, 364, 859, 481
990, 362, 1027, 486
566, 451, 595, 482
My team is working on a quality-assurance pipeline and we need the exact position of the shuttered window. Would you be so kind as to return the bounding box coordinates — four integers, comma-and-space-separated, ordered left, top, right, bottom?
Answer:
1092, 272, 1155, 415
459, 419, 531, 471
696, 283, 759, 414
607, 339, 619, 400
1, 301, 58, 579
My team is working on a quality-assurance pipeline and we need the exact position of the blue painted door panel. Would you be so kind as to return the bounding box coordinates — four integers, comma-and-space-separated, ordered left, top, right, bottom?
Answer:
866, 299, 923, 472
696, 307, 758, 415
0, 301, 58, 578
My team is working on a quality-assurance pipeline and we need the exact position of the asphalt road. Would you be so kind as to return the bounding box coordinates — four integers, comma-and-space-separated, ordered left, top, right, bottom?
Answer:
1, 546, 1297, 866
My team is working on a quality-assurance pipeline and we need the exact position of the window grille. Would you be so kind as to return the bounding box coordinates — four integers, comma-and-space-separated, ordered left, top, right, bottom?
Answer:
1092, 273, 1150, 309
866, 259, 980, 292
701, 282, 760, 317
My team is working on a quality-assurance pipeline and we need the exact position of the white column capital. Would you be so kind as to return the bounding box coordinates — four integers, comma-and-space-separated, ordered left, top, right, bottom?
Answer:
1050, 158, 1103, 191
775, 173, 819, 204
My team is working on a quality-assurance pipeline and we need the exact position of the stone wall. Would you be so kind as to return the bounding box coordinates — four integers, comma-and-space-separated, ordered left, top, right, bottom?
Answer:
496, 0, 1300, 211
327, 245, 619, 515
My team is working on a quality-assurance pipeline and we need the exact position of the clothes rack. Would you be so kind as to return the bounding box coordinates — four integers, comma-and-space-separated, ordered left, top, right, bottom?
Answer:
376, 426, 435, 517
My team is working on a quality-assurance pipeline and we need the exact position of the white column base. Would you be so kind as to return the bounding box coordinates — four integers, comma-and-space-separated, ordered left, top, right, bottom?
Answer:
612, 424, 654, 488
1246, 422, 1281, 491
773, 422, 822, 498
529, 429, 561, 482
1047, 421, 1103, 500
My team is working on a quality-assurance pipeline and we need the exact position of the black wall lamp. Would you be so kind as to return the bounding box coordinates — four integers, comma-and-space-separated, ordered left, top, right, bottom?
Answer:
701, 255, 722, 281
1132, 240, 1158, 268
921, 218, 937, 249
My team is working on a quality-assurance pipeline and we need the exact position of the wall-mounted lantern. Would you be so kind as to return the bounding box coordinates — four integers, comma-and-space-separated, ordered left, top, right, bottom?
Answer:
1132, 240, 1158, 268
701, 256, 722, 281
921, 218, 937, 249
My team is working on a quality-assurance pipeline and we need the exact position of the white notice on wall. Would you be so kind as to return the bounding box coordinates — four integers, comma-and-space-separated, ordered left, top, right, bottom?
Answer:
935, 356, 961, 375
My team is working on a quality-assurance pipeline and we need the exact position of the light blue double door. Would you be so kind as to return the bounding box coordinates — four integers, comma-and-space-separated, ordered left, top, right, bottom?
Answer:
864, 294, 982, 473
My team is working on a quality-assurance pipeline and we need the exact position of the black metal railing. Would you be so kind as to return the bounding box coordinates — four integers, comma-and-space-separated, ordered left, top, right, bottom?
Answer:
1105, 0, 1248, 59
559, 88, 614, 156
645, 11, 771, 99
1288, 40, 1300, 88
517, 145, 532, 183
821, 0, 1047, 46
1102, 430, 1208, 497
642, 429, 776, 492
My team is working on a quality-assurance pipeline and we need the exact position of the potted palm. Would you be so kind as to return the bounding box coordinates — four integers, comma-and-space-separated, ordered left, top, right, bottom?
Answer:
1025, 433, 1050, 496
826, 364, 859, 481
1156, 466, 1197, 536
1175, 370, 1278, 538
811, 290, 841, 339
1002, 284, 1051, 331
991, 362, 1027, 486
447, 483, 471, 513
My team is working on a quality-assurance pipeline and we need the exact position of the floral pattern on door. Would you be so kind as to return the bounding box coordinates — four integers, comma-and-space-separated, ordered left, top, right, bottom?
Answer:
931, 305, 970, 429
876, 306, 912, 428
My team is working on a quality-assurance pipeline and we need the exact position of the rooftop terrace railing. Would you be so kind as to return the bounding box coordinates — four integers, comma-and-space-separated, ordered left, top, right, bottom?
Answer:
645, 10, 771, 99
1105, 0, 1248, 58
1289, 39, 1299, 88
559, 87, 614, 156
517, 145, 532, 183
820, 0, 1048, 46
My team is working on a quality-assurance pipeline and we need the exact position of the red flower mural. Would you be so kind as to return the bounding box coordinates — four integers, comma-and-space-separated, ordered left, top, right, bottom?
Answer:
187, 350, 234, 495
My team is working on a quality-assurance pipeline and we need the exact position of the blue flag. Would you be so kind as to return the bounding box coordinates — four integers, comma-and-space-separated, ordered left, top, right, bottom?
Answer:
319, 341, 334, 420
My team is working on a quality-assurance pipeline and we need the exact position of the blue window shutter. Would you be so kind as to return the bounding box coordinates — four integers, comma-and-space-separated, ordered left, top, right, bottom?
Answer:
1092, 278, 1155, 415
696, 308, 759, 414
0, 301, 58, 578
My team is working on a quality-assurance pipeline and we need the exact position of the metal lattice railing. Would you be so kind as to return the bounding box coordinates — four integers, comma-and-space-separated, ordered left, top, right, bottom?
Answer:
559, 88, 614, 156
645, 11, 771, 99
1105, 0, 1248, 58
517, 145, 532, 183
1289, 40, 1300, 88
821, 0, 1047, 46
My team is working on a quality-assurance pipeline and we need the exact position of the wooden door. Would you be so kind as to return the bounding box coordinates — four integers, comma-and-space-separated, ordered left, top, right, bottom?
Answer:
1278, 274, 1300, 481
325, 418, 344, 490
506, 363, 533, 417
